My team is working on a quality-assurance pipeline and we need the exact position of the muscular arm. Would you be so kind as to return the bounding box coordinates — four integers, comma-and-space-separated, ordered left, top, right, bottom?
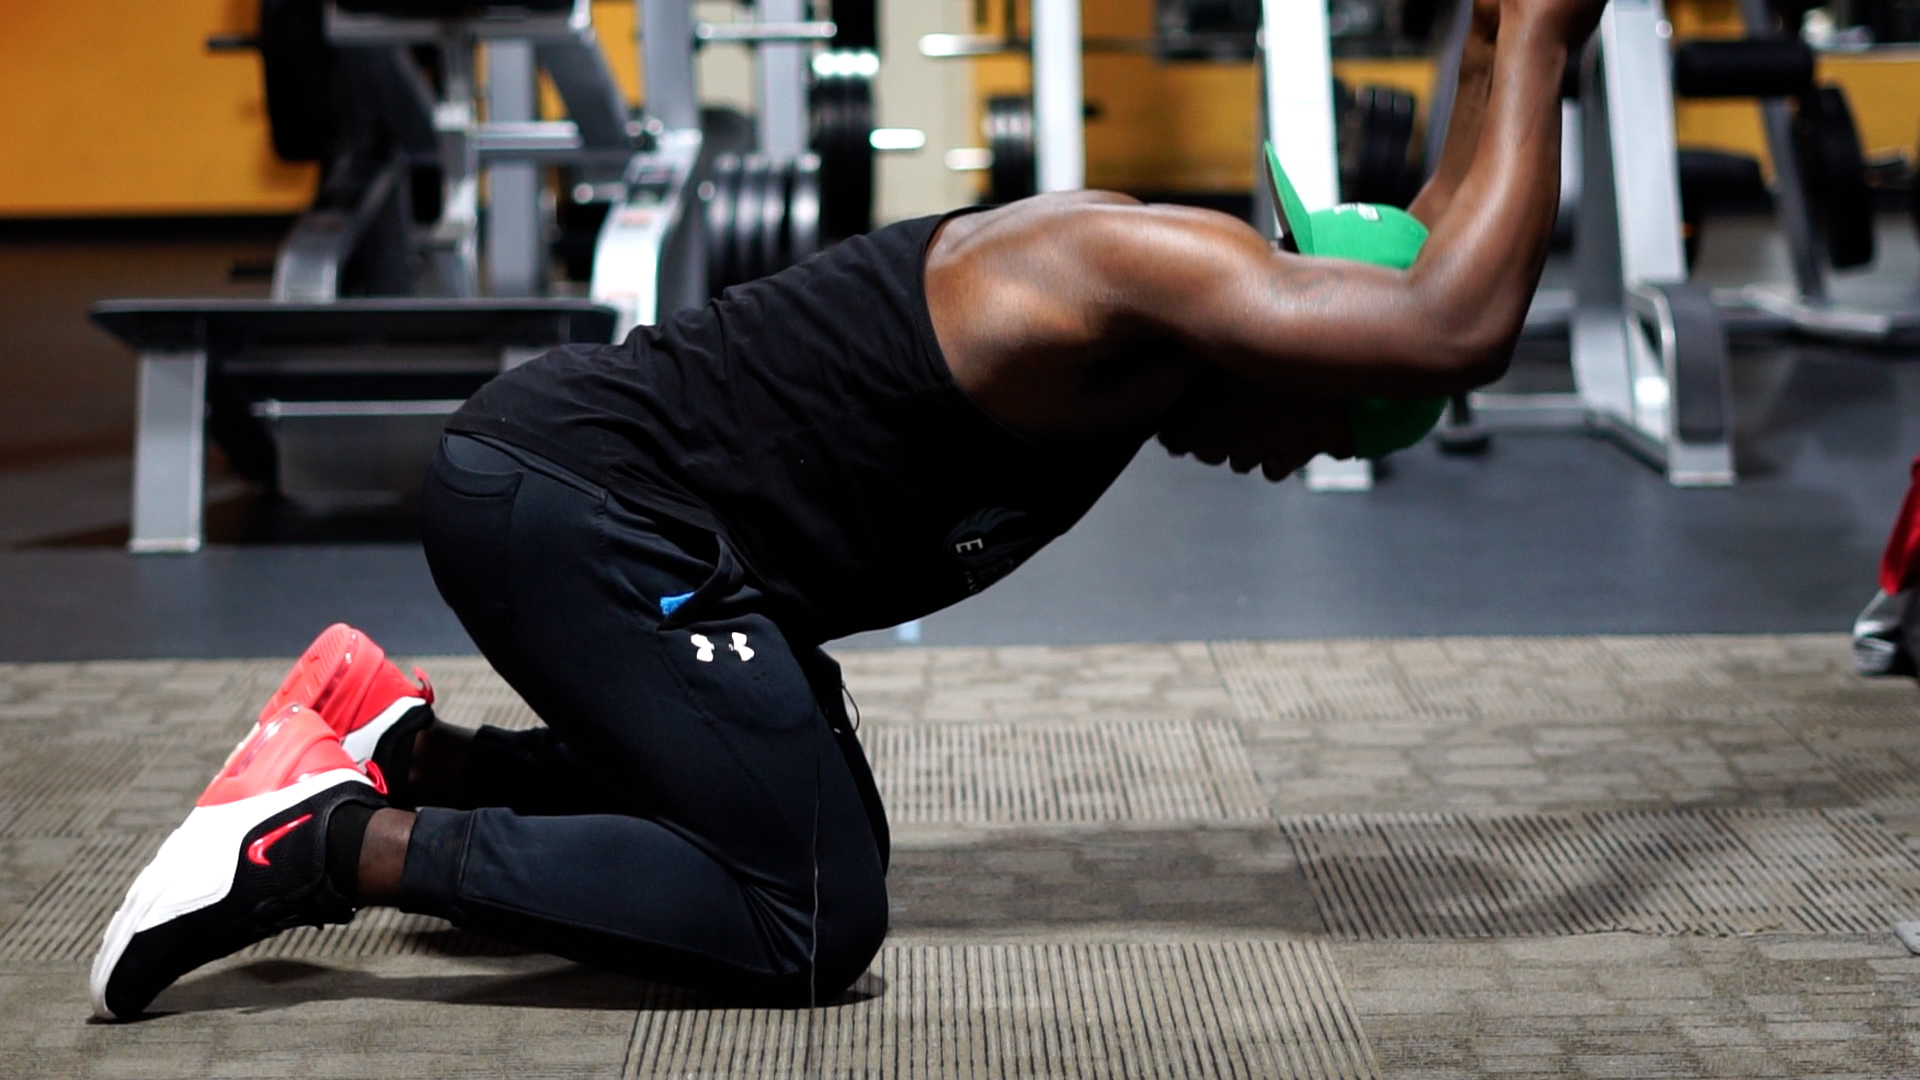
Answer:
1139, 3, 1567, 397
1407, 0, 1499, 228
928, 0, 1597, 440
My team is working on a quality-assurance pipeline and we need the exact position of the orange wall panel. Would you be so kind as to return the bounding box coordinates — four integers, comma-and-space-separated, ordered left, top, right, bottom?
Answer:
0, 1, 318, 217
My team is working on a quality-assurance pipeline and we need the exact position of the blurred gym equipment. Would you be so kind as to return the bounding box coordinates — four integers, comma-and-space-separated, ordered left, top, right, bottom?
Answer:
94, 0, 891, 553
1423, 0, 1919, 481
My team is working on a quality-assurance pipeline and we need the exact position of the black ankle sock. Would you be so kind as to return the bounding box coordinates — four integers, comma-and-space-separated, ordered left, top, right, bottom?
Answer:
369, 706, 435, 809
325, 801, 378, 902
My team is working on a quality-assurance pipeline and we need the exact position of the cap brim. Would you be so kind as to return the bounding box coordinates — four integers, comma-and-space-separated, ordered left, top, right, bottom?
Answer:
1262, 142, 1317, 256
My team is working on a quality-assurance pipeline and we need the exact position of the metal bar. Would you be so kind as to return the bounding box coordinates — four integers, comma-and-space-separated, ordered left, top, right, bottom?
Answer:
1032, 0, 1084, 191
129, 350, 207, 554
536, 33, 634, 149
1570, 34, 1636, 426
326, 0, 590, 44
432, 30, 481, 298
252, 399, 468, 419
472, 120, 629, 160
1260, 0, 1338, 209
753, 0, 812, 158
486, 40, 543, 298
1468, 392, 1592, 427
1732, 0, 1828, 301
641, 0, 698, 131
696, 20, 838, 43
1759, 97, 1830, 302
1262, 0, 1351, 489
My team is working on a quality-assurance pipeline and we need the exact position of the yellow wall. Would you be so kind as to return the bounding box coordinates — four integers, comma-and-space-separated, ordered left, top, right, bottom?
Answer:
0, 1, 317, 217
971, 0, 1920, 196
2, 0, 1915, 215
1676, 53, 1920, 177
0, 0, 646, 219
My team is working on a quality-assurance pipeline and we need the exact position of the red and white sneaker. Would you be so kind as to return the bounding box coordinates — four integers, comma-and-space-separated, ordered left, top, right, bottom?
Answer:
89, 704, 382, 1021
259, 623, 434, 769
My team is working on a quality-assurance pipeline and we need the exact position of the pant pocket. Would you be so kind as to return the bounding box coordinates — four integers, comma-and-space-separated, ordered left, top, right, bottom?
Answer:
421, 438, 525, 648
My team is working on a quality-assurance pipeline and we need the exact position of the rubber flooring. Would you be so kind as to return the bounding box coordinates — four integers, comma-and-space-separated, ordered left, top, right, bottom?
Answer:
3, 634, 1920, 1077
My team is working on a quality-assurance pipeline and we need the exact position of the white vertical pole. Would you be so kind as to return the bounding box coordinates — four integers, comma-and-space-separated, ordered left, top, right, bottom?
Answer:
1262, 0, 1368, 490
1260, 0, 1338, 211
1032, 0, 1084, 192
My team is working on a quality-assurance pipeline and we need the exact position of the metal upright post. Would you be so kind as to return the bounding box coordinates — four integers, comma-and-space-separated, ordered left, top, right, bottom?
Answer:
433, 32, 481, 297
486, 40, 544, 297
642, 0, 698, 131
1580, 1, 1689, 446
1733, 0, 1826, 302
1032, 0, 1084, 191
128, 350, 208, 553
592, 0, 706, 336
757, 0, 811, 157
1259, 0, 1369, 491
1571, 6, 1733, 486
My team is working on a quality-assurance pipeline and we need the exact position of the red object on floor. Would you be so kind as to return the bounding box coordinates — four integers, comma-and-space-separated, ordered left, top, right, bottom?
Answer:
1880, 455, 1920, 595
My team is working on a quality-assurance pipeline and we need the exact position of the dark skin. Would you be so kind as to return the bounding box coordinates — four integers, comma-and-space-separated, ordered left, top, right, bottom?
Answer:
929, 0, 1573, 479
355, 0, 1601, 905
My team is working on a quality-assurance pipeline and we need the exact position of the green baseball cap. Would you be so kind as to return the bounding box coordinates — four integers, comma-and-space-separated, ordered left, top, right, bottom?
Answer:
1262, 141, 1443, 459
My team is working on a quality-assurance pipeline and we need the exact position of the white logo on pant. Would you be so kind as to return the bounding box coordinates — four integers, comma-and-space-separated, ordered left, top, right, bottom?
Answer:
690, 632, 755, 663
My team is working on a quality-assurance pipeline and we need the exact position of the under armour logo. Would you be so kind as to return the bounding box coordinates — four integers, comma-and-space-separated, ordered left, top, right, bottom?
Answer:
690, 632, 755, 663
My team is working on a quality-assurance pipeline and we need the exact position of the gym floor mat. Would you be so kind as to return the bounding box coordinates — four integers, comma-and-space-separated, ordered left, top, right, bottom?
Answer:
2, 634, 1919, 1077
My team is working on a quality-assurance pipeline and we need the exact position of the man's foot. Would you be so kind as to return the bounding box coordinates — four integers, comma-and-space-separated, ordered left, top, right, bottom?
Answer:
259, 623, 434, 768
1854, 589, 1918, 677
90, 704, 382, 1021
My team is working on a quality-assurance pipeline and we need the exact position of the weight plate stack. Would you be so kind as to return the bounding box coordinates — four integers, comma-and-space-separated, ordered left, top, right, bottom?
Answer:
259, 0, 338, 162
703, 153, 828, 294
810, 52, 877, 241
705, 154, 743, 295
1340, 85, 1417, 207
756, 157, 787, 282
984, 95, 1037, 205
1794, 84, 1875, 269
733, 154, 774, 287
831, 0, 879, 52
788, 153, 823, 268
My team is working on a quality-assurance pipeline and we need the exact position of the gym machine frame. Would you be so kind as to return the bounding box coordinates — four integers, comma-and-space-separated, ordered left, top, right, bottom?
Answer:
98, 0, 845, 553
1415, 0, 1738, 488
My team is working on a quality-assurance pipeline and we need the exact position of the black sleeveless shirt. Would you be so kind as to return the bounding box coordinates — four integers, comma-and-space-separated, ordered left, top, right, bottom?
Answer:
447, 212, 1148, 643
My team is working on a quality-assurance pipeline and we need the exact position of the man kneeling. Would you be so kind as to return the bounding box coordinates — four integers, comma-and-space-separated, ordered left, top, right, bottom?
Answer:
91, 0, 1599, 1019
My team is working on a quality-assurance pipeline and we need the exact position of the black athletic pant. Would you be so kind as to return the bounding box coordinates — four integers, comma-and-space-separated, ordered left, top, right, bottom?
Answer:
405, 433, 890, 1002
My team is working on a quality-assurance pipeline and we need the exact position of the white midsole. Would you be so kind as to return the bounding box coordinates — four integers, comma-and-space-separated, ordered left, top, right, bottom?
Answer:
88, 768, 370, 1019
339, 696, 424, 765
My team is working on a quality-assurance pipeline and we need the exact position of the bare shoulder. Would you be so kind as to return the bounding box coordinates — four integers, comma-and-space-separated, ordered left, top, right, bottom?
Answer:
924, 192, 1270, 438
926, 192, 1264, 281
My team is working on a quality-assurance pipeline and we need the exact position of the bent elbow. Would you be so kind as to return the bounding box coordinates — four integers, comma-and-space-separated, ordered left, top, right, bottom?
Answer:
1419, 308, 1518, 390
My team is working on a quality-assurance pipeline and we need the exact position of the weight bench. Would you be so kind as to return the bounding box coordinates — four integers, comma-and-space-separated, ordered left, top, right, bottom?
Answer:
92, 298, 615, 553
